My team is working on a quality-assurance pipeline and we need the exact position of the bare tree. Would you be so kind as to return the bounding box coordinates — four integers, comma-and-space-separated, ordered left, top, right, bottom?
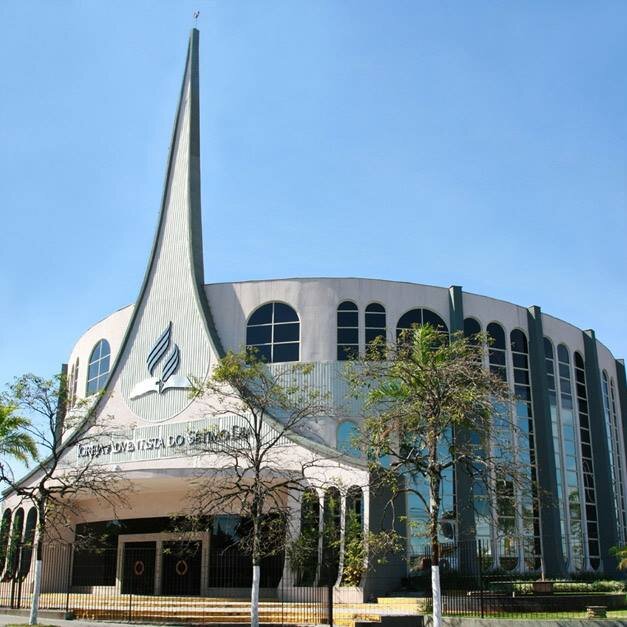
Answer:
347, 326, 535, 627
0, 373, 130, 625
186, 350, 343, 627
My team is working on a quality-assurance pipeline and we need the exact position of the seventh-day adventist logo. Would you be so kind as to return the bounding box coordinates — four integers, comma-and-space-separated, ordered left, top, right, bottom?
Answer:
129, 322, 191, 399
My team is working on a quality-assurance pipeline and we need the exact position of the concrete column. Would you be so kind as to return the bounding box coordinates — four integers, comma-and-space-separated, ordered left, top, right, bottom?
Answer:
527, 306, 564, 577
583, 330, 618, 572
448, 286, 477, 568
335, 493, 347, 587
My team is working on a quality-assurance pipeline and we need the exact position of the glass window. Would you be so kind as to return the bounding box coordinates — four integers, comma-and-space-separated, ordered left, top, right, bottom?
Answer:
509, 328, 541, 570
246, 302, 300, 364
0, 509, 11, 574
67, 359, 79, 409
18, 508, 37, 578
337, 301, 359, 361
463, 318, 481, 343
5, 508, 24, 580
337, 421, 360, 457
86, 340, 111, 396
396, 308, 448, 340
365, 303, 386, 357
487, 323, 507, 381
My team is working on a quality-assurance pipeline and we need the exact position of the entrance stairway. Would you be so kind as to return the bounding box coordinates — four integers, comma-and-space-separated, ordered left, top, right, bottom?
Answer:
38, 593, 425, 625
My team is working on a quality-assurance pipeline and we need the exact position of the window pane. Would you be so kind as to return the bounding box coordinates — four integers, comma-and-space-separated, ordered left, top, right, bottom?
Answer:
274, 303, 299, 323
487, 323, 505, 349
397, 309, 421, 330
249, 304, 273, 326
87, 362, 99, 382
338, 301, 358, 311
338, 345, 358, 361
248, 345, 271, 363
366, 329, 385, 344
422, 310, 447, 331
366, 303, 384, 313
365, 312, 386, 327
337, 311, 358, 327
246, 325, 271, 345
337, 328, 358, 344
510, 330, 527, 353
273, 342, 299, 363
274, 323, 299, 343
100, 354, 110, 375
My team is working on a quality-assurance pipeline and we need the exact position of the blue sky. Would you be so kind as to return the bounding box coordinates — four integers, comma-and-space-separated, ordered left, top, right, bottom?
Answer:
0, 0, 625, 402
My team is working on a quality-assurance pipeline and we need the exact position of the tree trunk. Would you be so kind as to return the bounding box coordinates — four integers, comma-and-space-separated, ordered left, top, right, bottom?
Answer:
251, 562, 261, 627
28, 539, 43, 625
429, 470, 442, 627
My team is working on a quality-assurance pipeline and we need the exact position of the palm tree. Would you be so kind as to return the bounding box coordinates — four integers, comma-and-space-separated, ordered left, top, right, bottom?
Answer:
0, 403, 37, 464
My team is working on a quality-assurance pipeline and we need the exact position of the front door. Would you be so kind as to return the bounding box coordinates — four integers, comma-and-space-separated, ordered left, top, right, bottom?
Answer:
122, 541, 156, 595
162, 541, 201, 596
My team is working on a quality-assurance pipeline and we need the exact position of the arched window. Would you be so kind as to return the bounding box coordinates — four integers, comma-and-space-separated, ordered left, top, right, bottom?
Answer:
337, 421, 360, 457
574, 352, 599, 569
337, 301, 359, 361
18, 508, 37, 578
0, 509, 12, 575
365, 303, 386, 358
86, 340, 110, 396
246, 302, 300, 363
396, 308, 448, 340
463, 317, 481, 342
487, 323, 507, 381
3, 508, 24, 581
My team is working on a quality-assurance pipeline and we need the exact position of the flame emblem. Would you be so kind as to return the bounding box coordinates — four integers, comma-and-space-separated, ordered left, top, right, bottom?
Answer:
129, 322, 187, 400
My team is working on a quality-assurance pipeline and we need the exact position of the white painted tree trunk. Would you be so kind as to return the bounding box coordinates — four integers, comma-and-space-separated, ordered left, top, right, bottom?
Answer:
29, 559, 42, 625
431, 564, 441, 627
251, 563, 260, 627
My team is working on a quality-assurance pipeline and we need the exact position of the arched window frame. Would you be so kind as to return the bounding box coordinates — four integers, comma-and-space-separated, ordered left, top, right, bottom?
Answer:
246, 301, 300, 364
365, 303, 386, 358
3, 508, 24, 582
396, 308, 448, 341
0, 509, 12, 576
337, 420, 360, 457
337, 301, 359, 361
86, 339, 111, 396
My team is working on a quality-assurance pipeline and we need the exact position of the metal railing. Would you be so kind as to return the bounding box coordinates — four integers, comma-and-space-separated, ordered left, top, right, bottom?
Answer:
0, 542, 331, 625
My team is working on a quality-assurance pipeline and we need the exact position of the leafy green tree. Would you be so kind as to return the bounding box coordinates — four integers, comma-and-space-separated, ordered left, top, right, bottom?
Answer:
348, 325, 524, 627
0, 402, 37, 464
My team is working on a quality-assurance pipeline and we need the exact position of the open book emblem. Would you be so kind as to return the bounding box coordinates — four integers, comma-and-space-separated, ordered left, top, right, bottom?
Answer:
129, 322, 190, 399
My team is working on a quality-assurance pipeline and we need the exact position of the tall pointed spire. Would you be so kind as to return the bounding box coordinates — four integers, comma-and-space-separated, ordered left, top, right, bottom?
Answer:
108, 29, 222, 423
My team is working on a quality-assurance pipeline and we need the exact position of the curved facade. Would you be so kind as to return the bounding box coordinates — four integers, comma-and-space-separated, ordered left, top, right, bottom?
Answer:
3, 29, 627, 600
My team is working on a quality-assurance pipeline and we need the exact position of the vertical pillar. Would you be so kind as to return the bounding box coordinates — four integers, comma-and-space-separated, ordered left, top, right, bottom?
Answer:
616, 359, 627, 479
335, 494, 347, 587
583, 330, 618, 571
448, 286, 477, 561
154, 540, 163, 596
527, 306, 564, 576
